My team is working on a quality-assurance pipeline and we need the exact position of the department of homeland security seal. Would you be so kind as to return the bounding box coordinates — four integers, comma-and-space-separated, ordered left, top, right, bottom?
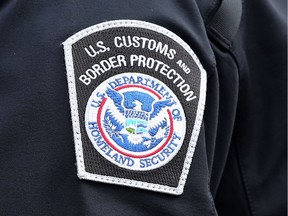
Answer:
63, 20, 206, 195
85, 73, 186, 171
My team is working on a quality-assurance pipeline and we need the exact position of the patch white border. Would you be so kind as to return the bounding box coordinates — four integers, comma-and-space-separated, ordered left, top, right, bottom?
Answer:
63, 20, 207, 195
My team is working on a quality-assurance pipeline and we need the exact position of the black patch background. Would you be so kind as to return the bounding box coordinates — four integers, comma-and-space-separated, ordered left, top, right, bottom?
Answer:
72, 27, 201, 187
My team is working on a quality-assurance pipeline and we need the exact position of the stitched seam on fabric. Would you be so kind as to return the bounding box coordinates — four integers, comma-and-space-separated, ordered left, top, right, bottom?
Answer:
200, 123, 218, 216
208, 188, 218, 216
63, 20, 207, 195
206, 131, 218, 216
230, 47, 256, 216
236, 141, 256, 216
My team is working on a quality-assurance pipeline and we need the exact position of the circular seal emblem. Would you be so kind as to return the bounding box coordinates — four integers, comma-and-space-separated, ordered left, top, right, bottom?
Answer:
85, 73, 186, 171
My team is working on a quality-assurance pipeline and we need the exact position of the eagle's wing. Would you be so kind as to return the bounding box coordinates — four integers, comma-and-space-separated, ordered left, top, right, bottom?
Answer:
106, 88, 125, 114
150, 99, 174, 119
148, 99, 173, 130
105, 88, 126, 126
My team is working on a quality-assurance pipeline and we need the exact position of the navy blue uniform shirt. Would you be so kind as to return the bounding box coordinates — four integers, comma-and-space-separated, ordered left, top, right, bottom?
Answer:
0, 0, 286, 215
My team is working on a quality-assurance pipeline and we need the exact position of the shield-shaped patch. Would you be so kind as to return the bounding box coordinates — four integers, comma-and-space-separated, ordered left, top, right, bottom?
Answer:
63, 20, 206, 195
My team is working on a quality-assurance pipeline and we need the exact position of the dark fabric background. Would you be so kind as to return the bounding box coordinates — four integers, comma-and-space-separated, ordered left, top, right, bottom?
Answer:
0, 0, 286, 215
214, 1, 287, 215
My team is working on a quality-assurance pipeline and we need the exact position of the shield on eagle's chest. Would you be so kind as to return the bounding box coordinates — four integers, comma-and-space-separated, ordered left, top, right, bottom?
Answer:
125, 112, 149, 135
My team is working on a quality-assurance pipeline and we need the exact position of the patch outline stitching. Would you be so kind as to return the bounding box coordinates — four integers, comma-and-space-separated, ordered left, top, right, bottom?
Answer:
63, 19, 207, 195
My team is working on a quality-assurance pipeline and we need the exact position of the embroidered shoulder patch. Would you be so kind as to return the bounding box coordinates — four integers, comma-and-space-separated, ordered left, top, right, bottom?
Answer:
63, 20, 206, 195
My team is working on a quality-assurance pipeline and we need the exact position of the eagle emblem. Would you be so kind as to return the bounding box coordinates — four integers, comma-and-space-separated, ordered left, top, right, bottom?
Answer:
103, 87, 174, 152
